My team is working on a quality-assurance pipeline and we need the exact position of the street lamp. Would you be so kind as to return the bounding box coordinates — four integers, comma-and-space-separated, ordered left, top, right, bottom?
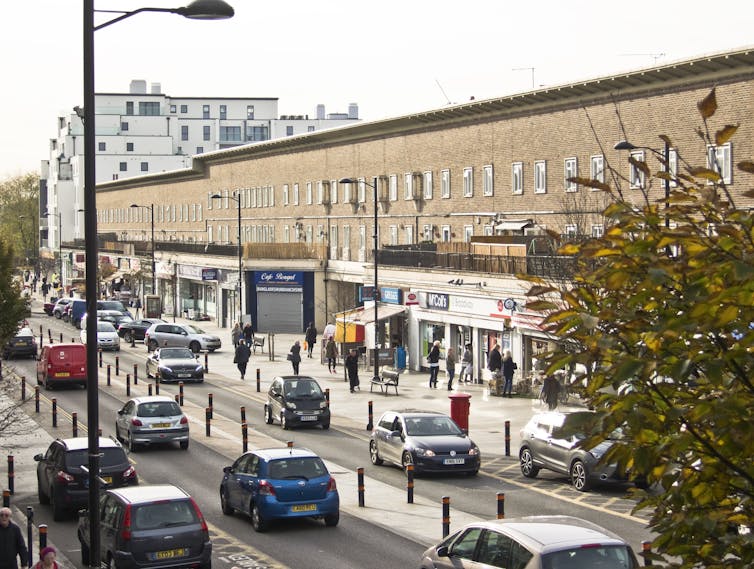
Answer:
82, 2, 233, 566
211, 192, 243, 324
340, 177, 381, 385
614, 139, 672, 229
130, 203, 155, 297
43, 210, 62, 278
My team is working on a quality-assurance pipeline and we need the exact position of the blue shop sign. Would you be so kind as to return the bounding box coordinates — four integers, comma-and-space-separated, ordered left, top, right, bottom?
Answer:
427, 292, 449, 310
201, 268, 218, 281
380, 287, 402, 305
255, 271, 304, 286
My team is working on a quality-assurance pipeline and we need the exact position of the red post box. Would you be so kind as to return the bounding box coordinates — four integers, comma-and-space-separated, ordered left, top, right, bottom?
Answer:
449, 392, 472, 433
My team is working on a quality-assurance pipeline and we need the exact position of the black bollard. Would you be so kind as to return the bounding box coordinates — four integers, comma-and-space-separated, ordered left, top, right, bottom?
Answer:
407, 464, 414, 504
642, 541, 652, 566
59, 332, 63, 343
504, 420, 511, 456
357, 467, 365, 507
367, 400, 374, 431
115, 356, 120, 376
442, 496, 450, 537
126, 374, 131, 396
205, 407, 211, 437
325, 388, 330, 407
208, 394, 213, 419
2, 489, 9, 507
7, 456, 14, 495
155, 379, 160, 395
99, 349, 103, 368
131, 333, 136, 348
38, 521, 47, 551
72, 412, 78, 437
204, 353, 209, 373
34, 386, 40, 413
148, 384, 153, 396
133, 363, 138, 385
179, 382, 184, 406
51, 399, 57, 428
107, 364, 111, 386
20, 377, 25, 401
241, 422, 248, 453
256, 368, 261, 391
27, 508, 35, 567
240, 406, 246, 423
48, 329, 52, 343
496, 492, 505, 519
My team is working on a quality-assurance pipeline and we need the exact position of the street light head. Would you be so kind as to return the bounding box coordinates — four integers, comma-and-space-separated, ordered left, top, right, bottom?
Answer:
129, 203, 139, 208
614, 140, 637, 151
339, 178, 357, 184
210, 193, 222, 199
179, 0, 235, 20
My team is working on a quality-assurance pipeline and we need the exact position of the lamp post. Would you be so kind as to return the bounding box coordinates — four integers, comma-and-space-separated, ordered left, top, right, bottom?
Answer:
82, 3, 233, 566
130, 203, 155, 299
43, 210, 62, 277
340, 177, 380, 384
211, 192, 243, 324
614, 139, 671, 229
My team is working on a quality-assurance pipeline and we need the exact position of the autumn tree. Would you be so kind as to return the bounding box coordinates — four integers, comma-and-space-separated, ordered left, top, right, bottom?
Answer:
0, 172, 39, 267
525, 89, 754, 567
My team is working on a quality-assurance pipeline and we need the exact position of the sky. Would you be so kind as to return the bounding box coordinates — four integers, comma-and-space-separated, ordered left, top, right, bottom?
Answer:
2, 0, 753, 180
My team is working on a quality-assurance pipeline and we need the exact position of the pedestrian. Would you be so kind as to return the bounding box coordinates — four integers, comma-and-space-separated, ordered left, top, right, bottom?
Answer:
488, 342, 503, 380
288, 340, 302, 375
345, 348, 359, 393
461, 343, 474, 383
304, 322, 317, 358
446, 346, 457, 391
427, 340, 441, 388
234, 338, 251, 380
231, 322, 242, 350
502, 349, 517, 398
325, 337, 338, 373
0, 507, 29, 569
133, 296, 142, 318
243, 322, 253, 345
34, 546, 59, 569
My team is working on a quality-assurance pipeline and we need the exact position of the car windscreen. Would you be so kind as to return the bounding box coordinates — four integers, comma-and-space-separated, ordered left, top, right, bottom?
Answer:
268, 457, 327, 480
404, 416, 463, 436
137, 402, 182, 417
99, 301, 126, 311
97, 322, 117, 333
185, 325, 205, 334
542, 545, 636, 569
65, 447, 127, 468
160, 349, 194, 360
132, 500, 199, 530
283, 379, 324, 398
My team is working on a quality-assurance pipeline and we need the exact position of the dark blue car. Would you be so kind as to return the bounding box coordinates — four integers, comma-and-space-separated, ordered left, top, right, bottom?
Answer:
219, 447, 339, 532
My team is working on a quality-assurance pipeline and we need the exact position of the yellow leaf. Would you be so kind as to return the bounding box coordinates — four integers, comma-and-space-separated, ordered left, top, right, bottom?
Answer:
715, 305, 739, 326
737, 161, 754, 174
715, 124, 738, 145
697, 88, 717, 119
688, 167, 721, 182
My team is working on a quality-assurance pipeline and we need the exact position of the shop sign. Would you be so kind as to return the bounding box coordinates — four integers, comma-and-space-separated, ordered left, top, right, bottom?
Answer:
405, 292, 419, 305
379, 287, 402, 305
201, 268, 218, 281
255, 271, 303, 286
426, 292, 449, 310
359, 286, 378, 302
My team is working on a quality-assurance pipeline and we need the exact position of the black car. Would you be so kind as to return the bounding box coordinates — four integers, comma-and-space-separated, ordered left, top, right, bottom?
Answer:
145, 347, 204, 382
117, 318, 166, 343
35, 437, 138, 520
3, 327, 38, 359
369, 410, 480, 475
264, 376, 330, 430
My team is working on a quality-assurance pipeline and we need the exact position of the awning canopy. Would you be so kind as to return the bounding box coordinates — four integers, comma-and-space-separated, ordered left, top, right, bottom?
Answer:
108, 270, 132, 283
495, 219, 534, 231
336, 304, 407, 325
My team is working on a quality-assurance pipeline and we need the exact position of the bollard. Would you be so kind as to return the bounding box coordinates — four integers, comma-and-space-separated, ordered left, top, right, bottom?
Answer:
204, 353, 209, 373
27, 507, 35, 567
38, 522, 47, 551
205, 407, 211, 437
325, 388, 330, 407
504, 420, 511, 456
179, 382, 184, 406
72, 412, 78, 437
241, 422, 248, 453
99, 349, 103, 368
133, 363, 138, 385
357, 467, 365, 507
148, 384, 153, 396
367, 400, 374, 431
2, 489, 9, 507
20, 377, 25, 401
115, 356, 120, 376
406, 464, 414, 504
39, 333, 43, 348
442, 496, 450, 537
256, 368, 261, 391
240, 406, 246, 423
107, 364, 111, 386
48, 329, 52, 343
155, 379, 160, 395
131, 333, 136, 348
287, 440, 294, 449
39, 324, 42, 336
208, 394, 213, 419
7, 456, 14, 495
496, 492, 505, 519
126, 374, 131, 397
642, 541, 652, 566
34, 386, 40, 413
59, 332, 63, 343
52, 399, 57, 428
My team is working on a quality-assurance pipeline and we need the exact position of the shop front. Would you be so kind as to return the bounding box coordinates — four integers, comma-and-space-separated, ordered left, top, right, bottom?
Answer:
251, 270, 310, 334
177, 265, 219, 321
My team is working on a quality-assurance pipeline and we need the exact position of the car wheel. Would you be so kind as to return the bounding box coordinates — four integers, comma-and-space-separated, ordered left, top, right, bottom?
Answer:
147, 339, 158, 352
180, 440, 189, 450
54, 312, 61, 319
369, 440, 384, 466
321, 421, 330, 430
401, 451, 414, 471
570, 459, 591, 492
250, 502, 267, 532
44, 377, 52, 391
38, 480, 50, 505
51, 489, 65, 521
127, 432, 139, 453
189, 341, 201, 354
220, 489, 234, 515
265, 406, 274, 425
520, 448, 540, 478
281, 412, 289, 430
124, 331, 133, 344
324, 512, 339, 527
80, 538, 90, 565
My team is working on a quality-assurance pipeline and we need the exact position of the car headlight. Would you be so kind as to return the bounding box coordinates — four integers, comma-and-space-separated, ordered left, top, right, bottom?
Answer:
160, 366, 173, 373
285, 402, 297, 410
468, 446, 480, 456
413, 448, 436, 457
319, 401, 328, 409
194, 365, 204, 372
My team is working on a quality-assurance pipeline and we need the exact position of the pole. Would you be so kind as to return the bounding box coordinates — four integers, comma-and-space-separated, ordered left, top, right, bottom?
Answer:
373, 178, 379, 384
237, 193, 242, 322
58, 215, 62, 280
150, 203, 156, 295
664, 140, 670, 229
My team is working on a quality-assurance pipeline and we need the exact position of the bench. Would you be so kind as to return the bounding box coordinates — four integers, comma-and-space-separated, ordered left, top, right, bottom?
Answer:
252, 336, 265, 354
370, 367, 400, 395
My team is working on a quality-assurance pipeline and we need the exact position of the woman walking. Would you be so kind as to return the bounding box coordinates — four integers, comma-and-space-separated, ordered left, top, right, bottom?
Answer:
461, 343, 474, 383
289, 340, 302, 375
446, 346, 457, 391
345, 348, 359, 392
231, 322, 242, 350
427, 340, 441, 388
234, 338, 251, 380
304, 322, 317, 358
325, 337, 339, 373
501, 349, 517, 397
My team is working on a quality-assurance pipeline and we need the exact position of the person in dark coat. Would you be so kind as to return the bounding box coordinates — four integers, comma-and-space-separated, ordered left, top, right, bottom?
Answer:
242, 322, 254, 345
304, 322, 317, 358
231, 323, 242, 350
234, 339, 251, 380
501, 349, 517, 397
289, 341, 302, 375
0, 507, 29, 569
345, 348, 359, 392
325, 337, 338, 373
427, 340, 441, 388
488, 343, 503, 379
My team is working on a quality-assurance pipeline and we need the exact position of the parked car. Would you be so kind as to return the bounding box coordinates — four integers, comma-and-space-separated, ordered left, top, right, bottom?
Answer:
67, 299, 87, 328
3, 327, 38, 359
80, 320, 121, 351
264, 376, 330, 430
34, 436, 137, 521
97, 299, 130, 315
115, 395, 189, 452
420, 515, 640, 569
369, 410, 480, 475
146, 347, 204, 382
519, 411, 636, 492
118, 318, 166, 344
52, 297, 72, 319
220, 447, 339, 532
78, 484, 211, 569
43, 296, 60, 316
144, 322, 221, 353
84, 309, 134, 329
36, 343, 87, 389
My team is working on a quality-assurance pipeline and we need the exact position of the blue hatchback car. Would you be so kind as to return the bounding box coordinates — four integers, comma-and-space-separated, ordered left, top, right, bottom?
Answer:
219, 447, 339, 532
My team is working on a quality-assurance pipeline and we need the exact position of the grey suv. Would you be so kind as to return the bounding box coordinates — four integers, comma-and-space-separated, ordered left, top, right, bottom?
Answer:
144, 322, 221, 353
78, 484, 211, 569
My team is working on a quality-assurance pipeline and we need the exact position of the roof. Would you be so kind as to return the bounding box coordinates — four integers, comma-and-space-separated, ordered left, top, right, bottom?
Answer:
129, 395, 178, 404
336, 304, 407, 325
249, 447, 317, 461
108, 484, 189, 504
59, 436, 121, 451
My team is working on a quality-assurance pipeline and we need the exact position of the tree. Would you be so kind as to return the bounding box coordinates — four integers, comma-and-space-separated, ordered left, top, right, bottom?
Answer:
0, 238, 31, 346
0, 173, 39, 267
525, 89, 754, 567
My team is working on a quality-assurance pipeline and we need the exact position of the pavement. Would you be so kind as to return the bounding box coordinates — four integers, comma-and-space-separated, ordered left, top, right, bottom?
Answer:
2, 294, 586, 565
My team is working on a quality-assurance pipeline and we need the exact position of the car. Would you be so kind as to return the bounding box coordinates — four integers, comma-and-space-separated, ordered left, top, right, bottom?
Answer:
43, 296, 60, 316
144, 322, 221, 353
80, 320, 121, 351
96, 299, 130, 315
78, 484, 211, 569
67, 299, 87, 328
118, 318, 166, 344
3, 327, 38, 359
264, 376, 330, 430
52, 297, 72, 319
420, 515, 640, 569
83, 309, 134, 329
36, 343, 87, 389
519, 410, 635, 492
115, 395, 190, 452
369, 410, 481, 475
146, 347, 204, 382
219, 447, 340, 532
34, 436, 137, 521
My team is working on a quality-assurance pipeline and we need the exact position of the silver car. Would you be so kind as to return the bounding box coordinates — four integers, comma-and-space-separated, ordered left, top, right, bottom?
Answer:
144, 322, 221, 353
420, 515, 639, 569
115, 396, 189, 452
146, 347, 204, 382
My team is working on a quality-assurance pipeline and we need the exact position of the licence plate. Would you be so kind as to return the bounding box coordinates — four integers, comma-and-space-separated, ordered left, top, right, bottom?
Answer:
178, 373, 191, 378
149, 548, 187, 561
300, 415, 317, 421
152, 422, 171, 428
55, 372, 70, 377
291, 504, 317, 512
444, 458, 466, 465
15, 341, 26, 346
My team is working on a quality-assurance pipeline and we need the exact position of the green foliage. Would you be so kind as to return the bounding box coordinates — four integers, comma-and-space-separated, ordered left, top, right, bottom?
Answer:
0, 172, 39, 266
525, 89, 754, 567
0, 238, 31, 346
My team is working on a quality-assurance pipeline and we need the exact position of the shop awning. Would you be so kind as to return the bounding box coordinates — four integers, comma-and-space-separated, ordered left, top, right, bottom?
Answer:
495, 219, 534, 231
336, 304, 407, 325
108, 270, 132, 282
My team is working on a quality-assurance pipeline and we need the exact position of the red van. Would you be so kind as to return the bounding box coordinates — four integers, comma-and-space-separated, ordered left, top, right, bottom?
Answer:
37, 343, 87, 390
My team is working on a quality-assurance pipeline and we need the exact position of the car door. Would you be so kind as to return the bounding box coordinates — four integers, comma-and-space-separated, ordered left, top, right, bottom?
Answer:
116, 401, 135, 438
434, 527, 483, 568
544, 416, 580, 474
526, 415, 557, 469
170, 325, 190, 348
382, 414, 406, 464
147, 350, 160, 377
267, 380, 284, 419
98, 494, 122, 562
228, 454, 259, 512
37, 442, 58, 493
37, 346, 49, 382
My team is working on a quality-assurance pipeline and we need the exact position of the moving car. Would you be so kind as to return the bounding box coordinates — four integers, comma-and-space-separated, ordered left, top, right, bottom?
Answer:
264, 376, 330, 430
36, 343, 87, 389
519, 411, 635, 491
144, 322, 221, 353
145, 347, 204, 382
420, 515, 639, 569
80, 320, 121, 351
35, 436, 137, 521
78, 484, 211, 569
219, 447, 339, 532
43, 296, 60, 316
85, 309, 134, 329
370, 410, 480, 475
115, 395, 189, 451
96, 299, 130, 315
3, 327, 38, 359
118, 318, 166, 344
52, 297, 72, 319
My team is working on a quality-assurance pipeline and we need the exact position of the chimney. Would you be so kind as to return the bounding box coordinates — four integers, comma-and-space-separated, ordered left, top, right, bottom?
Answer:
150, 82, 162, 94
316, 104, 325, 120
130, 80, 147, 94
348, 103, 358, 119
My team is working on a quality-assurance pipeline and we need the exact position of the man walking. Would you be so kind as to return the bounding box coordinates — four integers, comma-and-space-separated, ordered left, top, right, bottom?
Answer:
345, 348, 359, 393
0, 507, 29, 569
234, 338, 251, 380
304, 322, 317, 358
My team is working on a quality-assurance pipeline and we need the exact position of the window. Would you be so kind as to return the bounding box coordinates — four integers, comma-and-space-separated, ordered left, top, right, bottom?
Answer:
98, 142, 106, 151
219, 105, 227, 120
126, 142, 134, 152
463, 167, 473, 197
404, 225, 414, 244
220, 126, 241, 141
286, 125, 294, 136
330, 179, 338, 204
181, 125, 188, 141
590, 154, 604, 186
169, 104, 176, 114
203, 125, 211, 141
591, 224, 604, 237
202, 105, 210, 119
306, 182, 313, 205
423, 171, 433, 199
441, 169, 451, 198
389, 175, 398, 201
441, 225, 451, 242
512, 162, 523, 194
564, 157, 578, 192
293, 183, 299, 205
422, 224, 433, 242
247, 105, 254, 119
246, 125, 268, 141
180, 104, 188, 114
121, 122, 129, 131
196, 146, 205, 154
534, 160, 547, 193
483, 165, 494, 196
140, 162, 148, 172
565, 224, 577, 236
283, 184, 289, 205
629, 150, 645, 189
464, 225, 473, 242
119, 162, 127, 172
139, 102, 159, 116
707, 143, 731, 184
308, 126, 315, 132
126, 101, 134, 115
404, 173, 413, 200
389, 225, 398, 245
667, 147, 678, 187
358, 179, 366, 203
